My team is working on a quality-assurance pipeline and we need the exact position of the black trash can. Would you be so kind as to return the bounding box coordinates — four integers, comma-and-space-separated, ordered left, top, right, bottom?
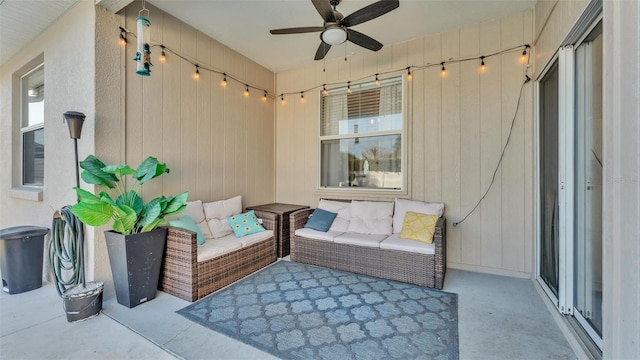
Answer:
0, 226, 49, 294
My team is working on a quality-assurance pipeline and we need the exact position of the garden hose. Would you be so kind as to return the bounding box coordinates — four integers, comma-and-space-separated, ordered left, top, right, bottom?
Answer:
49, 205, 85, 296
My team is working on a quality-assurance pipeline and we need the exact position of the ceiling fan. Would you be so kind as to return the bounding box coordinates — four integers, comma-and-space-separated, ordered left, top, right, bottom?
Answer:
269, 0, 400, 60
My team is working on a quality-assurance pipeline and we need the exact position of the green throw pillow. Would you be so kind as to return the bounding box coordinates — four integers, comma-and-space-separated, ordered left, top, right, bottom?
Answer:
170, 215, 205, 246
227, 210, 265, 237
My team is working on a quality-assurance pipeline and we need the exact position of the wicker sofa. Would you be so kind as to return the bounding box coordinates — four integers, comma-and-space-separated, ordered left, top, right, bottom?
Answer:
289, 199, 446, 289
159, 197, 277, 302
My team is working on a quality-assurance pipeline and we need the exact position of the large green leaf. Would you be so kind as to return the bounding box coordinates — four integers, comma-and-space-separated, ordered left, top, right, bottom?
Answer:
135, 157, 169, 184
116, 190, 143, 215
103, 164, 136, 179
71, 202, 113, 227
140, 218, 163, 233
112, 205, 137, 235
79, 155, 118, 188
138, 197, 163, 227
74, 187, 103, 204
164, 191, 189, 214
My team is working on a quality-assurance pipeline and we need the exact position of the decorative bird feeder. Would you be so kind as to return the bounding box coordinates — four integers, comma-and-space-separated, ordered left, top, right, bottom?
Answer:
134, 9, 152, 76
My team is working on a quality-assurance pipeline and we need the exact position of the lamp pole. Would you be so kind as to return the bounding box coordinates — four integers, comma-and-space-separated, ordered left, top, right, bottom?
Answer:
63, 111, 86, 287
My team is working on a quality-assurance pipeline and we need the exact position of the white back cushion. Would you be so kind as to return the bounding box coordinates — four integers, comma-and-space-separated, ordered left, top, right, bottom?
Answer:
318, 199, 351, 232
183, 200, 213, 239
393, 198, 444, 234
203, 195, 242, 238
347, 200, 394, 235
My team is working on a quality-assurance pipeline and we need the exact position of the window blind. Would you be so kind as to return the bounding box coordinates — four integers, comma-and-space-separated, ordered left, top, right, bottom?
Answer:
321, 77, 402, 137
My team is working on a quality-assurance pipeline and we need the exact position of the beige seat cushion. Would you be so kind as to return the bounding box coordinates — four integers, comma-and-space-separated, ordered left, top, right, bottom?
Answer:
197, 230, 274, 262
334, 232, 387, 248
294, 228, 344, 242
380, 233, 436, 255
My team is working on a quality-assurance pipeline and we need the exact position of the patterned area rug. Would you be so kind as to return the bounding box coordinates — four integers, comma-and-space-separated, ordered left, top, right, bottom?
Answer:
177, 261, 458, 360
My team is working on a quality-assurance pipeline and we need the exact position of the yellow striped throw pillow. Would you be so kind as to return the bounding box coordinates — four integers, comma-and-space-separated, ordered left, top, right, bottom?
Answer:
399, 211, 439, 244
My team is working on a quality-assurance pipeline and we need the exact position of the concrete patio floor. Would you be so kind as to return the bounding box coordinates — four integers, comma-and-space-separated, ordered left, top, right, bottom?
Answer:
1, 261, 579, 360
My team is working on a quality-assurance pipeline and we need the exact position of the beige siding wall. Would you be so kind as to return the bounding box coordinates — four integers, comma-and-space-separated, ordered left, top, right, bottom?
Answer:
118, 3, 275, 208
86, 2, 276, 296
275, 11, 534, 277
533, 0, 591, 78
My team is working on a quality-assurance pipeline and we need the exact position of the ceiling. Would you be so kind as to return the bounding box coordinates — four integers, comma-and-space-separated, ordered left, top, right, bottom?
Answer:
1, 0, 536, 72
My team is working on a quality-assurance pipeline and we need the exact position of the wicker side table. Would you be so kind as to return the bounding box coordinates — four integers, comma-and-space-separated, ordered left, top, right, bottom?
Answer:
245, 203, 309, 258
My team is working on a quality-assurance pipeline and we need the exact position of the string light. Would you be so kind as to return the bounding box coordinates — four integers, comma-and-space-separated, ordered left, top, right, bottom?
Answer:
159, 45, 166, 63
521, 45, 530, 63
119, 27, 127, 46
193, 64, 200, 80
115, 30, 528, 108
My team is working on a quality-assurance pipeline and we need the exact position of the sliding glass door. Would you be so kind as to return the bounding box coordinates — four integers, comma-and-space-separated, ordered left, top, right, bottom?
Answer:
573, 23, 603, 344
539, 61, 560, 299
537, 18, 603, 350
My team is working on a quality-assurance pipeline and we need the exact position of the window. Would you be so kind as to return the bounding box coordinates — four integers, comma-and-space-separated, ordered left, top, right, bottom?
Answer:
21, 63, 44, 186
320, 76, 404, 190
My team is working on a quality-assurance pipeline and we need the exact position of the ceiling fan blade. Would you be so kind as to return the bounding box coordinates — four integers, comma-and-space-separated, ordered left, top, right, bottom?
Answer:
270, 26, 324, 35
341, 0, 399, 27
314, 42, 332, 60
346, 29, 383, 51
311, 0, 336, 23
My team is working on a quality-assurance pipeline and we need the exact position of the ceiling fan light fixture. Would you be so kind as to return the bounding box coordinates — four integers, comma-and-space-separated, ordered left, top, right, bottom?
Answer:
321, 27, 347, 45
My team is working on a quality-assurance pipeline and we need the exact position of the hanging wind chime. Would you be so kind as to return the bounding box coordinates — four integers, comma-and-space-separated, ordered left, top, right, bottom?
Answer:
134, 1, 151, 76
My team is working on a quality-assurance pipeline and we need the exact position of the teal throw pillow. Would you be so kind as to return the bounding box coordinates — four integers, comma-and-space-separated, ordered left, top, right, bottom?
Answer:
170, 215, 205, 246
227, 210, 265, 237
304, 208, 337, 232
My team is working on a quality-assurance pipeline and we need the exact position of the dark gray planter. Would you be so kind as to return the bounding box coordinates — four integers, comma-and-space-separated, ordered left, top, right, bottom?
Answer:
104, 228, 167, 308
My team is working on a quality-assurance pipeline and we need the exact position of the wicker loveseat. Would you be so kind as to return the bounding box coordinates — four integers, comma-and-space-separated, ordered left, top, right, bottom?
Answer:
289, 199, 446, 289
159, 197, 277, 302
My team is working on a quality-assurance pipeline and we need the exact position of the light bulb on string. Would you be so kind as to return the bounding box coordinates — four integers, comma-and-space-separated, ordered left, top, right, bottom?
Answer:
407, 67, 412, 81
375, 74, 380, 87
322, 84, 328, 95
347, 81, 352, 94
159, 45, 166, 63
521, 45, 530, 63
480, 56, 486, 72
193, 64, 200, 80
300, 92, 305, 102
440, 62, 447, 78
262, 90, 268, 102
281, 94, 286, 105
244, 85, 250, 97
119, 27, 127, 46
221, 73, 227, 87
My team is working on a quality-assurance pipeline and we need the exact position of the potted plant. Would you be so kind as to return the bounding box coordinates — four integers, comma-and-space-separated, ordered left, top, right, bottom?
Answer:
71, 155, 188, 308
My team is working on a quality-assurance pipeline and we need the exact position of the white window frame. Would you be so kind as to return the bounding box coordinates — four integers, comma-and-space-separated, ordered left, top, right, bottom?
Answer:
20, 62, 45, 187
317, 75, 407, 194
